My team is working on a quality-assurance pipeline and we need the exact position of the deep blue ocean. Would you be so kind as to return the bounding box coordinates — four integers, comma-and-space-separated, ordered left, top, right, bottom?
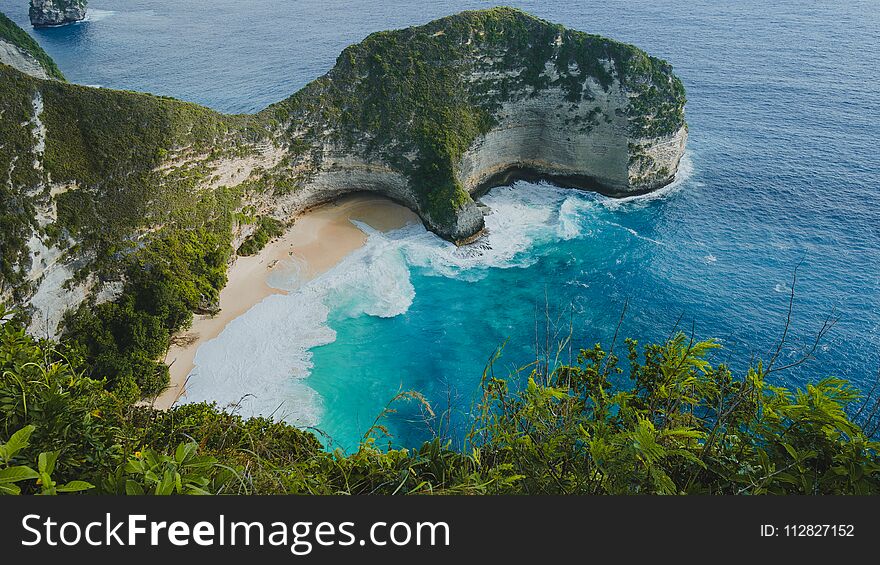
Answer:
4, 0, 878, 450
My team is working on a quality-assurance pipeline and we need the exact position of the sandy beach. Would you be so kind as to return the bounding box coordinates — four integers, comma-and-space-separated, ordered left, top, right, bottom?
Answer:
150, 193, 418, 410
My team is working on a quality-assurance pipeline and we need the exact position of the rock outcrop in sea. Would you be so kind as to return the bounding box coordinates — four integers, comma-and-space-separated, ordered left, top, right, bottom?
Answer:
29, 0, 87, 28
0, 8, 686, 333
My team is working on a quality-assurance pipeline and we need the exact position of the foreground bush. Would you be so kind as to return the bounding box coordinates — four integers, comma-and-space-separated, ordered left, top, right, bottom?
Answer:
0, 311, 877, 495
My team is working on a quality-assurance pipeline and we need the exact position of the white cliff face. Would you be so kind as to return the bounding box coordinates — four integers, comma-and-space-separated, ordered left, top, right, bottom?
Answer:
279, 155, 417, 215
0, 39, 51, 79
460, 83, 629, 193
18, 92, 85, 337
459, 78, 687, 198
262, 49, 687, 244
457, 42, 687, 201
29, 0, 87, 27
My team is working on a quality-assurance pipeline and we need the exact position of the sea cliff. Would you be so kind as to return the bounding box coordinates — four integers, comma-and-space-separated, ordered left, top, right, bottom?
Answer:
260, 9, 687, 241
0, 8, 686, 395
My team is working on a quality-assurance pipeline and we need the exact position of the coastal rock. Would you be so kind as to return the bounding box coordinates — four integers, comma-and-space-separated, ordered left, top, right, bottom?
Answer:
457, 78, 687, 198
29, 0, 87, 28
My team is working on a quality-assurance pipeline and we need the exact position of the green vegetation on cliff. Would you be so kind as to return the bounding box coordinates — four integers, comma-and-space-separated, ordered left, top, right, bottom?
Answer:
1, 311, 878, 495
0, 62, 247, 293
236, 216, 285, 256
0, 62, 251, 398
62, 229, 230, 401
0, 11, 64, 80
0, 66, 41, 298
1, 7, 686, 297
39, 80, 240, 265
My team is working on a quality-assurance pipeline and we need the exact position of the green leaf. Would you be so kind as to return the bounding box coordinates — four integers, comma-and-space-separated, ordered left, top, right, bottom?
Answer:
144, 451, 162, 469
0, 425, 35, 462
125, 480, 145, 496
38, 472, 54, 494
174, 442, 197, 464
156, 471, 175, 495
56, 481, 94, 493
38, 451, 59, 475
124, 460, 145, 474
781, 442, 799, 461
0, 466, 40, 484
185, 486, 211, 495
0, 483, 22, 495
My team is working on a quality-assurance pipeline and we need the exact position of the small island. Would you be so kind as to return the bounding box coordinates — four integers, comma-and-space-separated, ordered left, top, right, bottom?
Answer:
29, 0, 87, 28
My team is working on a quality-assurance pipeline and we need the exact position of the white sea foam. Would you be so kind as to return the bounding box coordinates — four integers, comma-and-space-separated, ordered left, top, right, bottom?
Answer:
84, 10, 115, 23
180, 190, 559, 422
774, 283, 791, 294
605, 221, 665, 246
557, 196, 596, 240
395, 185, 569, 280
181, 226, 416, 425
183, 155, 696, 424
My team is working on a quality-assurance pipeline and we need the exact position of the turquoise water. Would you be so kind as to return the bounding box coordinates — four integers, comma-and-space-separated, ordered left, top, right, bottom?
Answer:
4, 0, 878, 450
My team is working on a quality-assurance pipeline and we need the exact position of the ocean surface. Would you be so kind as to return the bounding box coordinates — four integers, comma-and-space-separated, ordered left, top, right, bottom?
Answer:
4, 0, 878, 450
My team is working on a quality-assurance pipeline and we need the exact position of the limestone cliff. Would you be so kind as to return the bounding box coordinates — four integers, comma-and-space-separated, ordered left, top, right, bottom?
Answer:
29, 0, 86, 28
0, 11, 64, 79
0, 8, 686, 334
260, 8, 687, 242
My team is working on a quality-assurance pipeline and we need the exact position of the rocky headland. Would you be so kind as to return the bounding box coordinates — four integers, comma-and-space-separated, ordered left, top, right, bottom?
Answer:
0, 7, 686, 396
261, 9, 687, 242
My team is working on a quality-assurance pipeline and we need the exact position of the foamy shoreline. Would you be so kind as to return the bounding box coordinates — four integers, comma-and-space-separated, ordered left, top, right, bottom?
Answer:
149, 194, 418, 410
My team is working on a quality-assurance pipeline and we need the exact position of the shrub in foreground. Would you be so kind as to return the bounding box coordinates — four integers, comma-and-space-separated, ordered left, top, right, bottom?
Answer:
0, 311, 877, 495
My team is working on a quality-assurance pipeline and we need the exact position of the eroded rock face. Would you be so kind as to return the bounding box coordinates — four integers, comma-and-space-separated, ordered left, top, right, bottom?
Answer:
29, 0, 87, 28
261, 10, 688, 243
458, 84, 687, 199
0, 11, 65, 79
0, 39, 50, 78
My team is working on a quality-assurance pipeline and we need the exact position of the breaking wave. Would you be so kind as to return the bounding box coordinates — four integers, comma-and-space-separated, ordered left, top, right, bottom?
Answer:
182, 154, 694, 425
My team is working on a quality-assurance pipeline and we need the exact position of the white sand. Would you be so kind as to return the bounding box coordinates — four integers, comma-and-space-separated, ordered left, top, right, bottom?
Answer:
149, 194, 418, 410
